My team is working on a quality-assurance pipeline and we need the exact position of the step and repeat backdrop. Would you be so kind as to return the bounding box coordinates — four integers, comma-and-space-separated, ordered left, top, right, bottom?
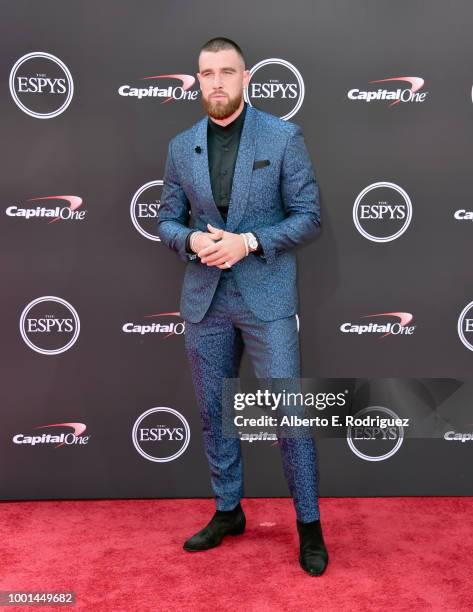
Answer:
2, 0, 473, 500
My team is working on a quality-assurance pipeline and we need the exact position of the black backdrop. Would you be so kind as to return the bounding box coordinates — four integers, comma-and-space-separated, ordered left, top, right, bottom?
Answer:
2, 0, 473, 501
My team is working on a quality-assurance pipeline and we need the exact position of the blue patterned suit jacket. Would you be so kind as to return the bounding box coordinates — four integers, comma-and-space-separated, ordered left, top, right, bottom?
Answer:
156, 104, 320, 323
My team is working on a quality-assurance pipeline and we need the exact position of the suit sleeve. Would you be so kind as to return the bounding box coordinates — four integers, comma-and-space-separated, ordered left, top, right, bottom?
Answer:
253, 124, 321, 265
156, 139, 198, 263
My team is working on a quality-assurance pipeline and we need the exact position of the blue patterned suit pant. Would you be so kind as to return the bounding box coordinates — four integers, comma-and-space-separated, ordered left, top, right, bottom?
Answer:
184, 269, 320, 523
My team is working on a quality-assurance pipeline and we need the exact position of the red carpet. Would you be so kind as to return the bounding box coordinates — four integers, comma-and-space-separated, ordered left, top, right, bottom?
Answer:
1, 497, 473, 611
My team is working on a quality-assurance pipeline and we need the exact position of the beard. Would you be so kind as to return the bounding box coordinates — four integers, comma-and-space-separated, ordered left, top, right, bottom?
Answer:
201, 90, 243, 120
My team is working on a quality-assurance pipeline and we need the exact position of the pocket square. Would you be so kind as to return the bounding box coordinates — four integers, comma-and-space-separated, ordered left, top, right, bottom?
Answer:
253, 159, 270, 170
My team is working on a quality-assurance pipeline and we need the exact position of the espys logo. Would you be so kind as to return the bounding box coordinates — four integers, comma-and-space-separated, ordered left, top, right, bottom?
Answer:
340, 312, 416, 337
122, 311, 185, 337
19, 296, 80, 355
131, 181, 162, 241
353, 182, 412, 242
132, 407, 190, 463
244, 58, 304, 120
9, 52, 74, 118
347, 406, 405, 461
348, 76, 428, 106
6, 195, 85, 223
12, 422, 89, 448
457, 301, 473, 351
118, 73, 198, 102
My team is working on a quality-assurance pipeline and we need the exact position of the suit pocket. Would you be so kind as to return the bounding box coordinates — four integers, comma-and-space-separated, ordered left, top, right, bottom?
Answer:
253, 159, 270, 170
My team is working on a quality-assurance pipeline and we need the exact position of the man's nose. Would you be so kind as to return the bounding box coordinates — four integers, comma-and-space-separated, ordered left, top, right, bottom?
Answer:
212, 73, 223, 88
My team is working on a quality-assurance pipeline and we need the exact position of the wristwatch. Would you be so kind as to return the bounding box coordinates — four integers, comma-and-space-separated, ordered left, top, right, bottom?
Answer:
245, 232, 259, 252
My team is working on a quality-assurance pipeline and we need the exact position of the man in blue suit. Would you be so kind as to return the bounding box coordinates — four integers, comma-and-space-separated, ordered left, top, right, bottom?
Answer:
157, 37, 328, 576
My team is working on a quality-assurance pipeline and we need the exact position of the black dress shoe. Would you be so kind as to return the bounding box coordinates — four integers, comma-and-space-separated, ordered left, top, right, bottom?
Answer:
183, 503, 246, 552
296, 518, 329, 576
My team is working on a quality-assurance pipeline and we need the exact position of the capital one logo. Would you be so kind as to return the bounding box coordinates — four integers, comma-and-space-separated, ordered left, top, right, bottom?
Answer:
13, 422, 89, 448
118, 73, 198, 103
454, 209, 473, 221
123, 311, 185, 338
244, 58, 304, 120
347, 406, 405, 461
19, 296, 80, 355
132, 407, 190, 462
444, 428, 473, 443
131, 181, 162, 240
9, 52, 74, 118
353, 182, 412, 242
239, 432, 278, 444
340, 312, 416, 337
457, 301, 473, 351
6, 195, 85, 223
348, 76, 428, 106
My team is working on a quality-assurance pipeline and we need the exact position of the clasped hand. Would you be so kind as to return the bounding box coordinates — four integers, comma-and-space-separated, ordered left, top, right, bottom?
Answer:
193, 223, 247, 269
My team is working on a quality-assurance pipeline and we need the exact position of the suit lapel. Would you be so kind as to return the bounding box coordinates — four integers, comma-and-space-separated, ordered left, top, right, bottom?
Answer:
192, 104, 257, 232
192, 115, 225, 228
225, 104, 257, 233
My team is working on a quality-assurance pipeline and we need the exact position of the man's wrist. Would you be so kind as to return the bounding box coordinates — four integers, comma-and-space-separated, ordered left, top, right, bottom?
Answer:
188, 231, 203, 254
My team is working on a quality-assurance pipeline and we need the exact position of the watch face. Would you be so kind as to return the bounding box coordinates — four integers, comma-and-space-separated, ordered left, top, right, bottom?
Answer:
248, 234, 258, 250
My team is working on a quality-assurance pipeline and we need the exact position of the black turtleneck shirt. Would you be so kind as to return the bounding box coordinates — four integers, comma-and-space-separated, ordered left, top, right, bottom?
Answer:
185, 102, 262, 255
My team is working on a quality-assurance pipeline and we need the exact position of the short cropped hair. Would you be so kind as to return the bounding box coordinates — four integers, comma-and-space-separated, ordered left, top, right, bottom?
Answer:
199, 37, 246, 68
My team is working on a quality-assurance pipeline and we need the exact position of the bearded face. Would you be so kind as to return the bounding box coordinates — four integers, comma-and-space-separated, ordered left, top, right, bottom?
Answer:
201, 89, 243, 120
197, 48, 249, 122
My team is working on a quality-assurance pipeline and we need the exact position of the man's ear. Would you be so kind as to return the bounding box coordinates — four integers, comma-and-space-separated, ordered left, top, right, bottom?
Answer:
243, 69, 250, 88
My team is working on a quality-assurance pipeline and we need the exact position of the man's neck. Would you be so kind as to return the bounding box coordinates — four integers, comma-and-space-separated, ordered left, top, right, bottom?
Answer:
208, 99, 245, 127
